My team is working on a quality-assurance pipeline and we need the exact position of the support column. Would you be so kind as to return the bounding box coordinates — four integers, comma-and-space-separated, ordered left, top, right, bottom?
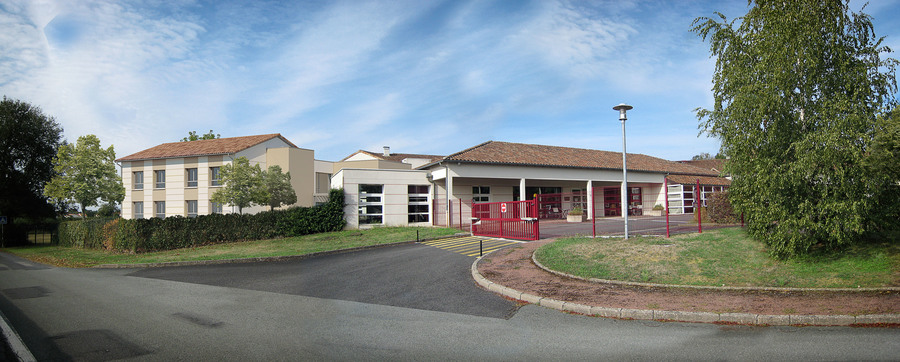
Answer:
519, 178, 526, 202
446, 165, 453, 227
586, 180, 593, 219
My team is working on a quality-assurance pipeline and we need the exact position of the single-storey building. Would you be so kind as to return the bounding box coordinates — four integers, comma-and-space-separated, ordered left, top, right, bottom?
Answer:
333, 141, 731, 229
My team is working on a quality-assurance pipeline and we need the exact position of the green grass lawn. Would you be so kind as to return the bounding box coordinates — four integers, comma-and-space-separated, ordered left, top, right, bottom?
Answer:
1, 227, 461, 268
534, 227, 900, 288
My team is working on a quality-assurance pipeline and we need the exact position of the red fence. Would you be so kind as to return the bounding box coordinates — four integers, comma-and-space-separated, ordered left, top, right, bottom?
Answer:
471, 200, 539, 241
432, 199, 471, 231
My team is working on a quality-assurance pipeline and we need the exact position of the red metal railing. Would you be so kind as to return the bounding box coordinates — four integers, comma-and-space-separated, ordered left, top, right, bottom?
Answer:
471, 200, 539, 241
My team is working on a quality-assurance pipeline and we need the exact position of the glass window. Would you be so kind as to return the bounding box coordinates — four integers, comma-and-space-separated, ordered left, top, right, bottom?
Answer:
210, 167, 221, 186
211, 201, 223, 214
408, 185, 429, 223
155, 170, 166, 189
186, 168, 198, 187
186, 200, 198, 218
133, 201, 143, 219
359, 184, 383, 224
133, 171, 143, 190
473, 186, 490, 202
154, 201, 165, 218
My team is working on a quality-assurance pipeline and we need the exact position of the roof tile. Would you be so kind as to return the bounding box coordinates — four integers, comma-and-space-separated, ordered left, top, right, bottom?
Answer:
116, 134, 296, 161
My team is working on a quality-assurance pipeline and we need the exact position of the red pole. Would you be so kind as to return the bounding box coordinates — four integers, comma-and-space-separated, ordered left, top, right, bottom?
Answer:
533, 199, 540, 240
592, 186, 596, 238
696, 179, 702, 234
664, 177, 670, 238
459, 199, 463, 231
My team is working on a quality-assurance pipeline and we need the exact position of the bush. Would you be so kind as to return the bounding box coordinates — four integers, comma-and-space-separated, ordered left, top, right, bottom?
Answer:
706, 191, 740, 224
57, 188, 347, 252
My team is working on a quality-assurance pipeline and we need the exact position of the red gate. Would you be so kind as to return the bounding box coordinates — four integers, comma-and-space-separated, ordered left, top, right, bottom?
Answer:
471, 200, 539, 241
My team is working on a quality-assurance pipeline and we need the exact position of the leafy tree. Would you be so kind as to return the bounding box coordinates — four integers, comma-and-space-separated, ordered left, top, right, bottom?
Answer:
181, 130, 220, 142
210, 157, 266, 214
96, 202, 120, 218
261, 165, 297, 211
0, 97, 63, 219
44, 135, 125, 218
692, 0, 898, 258
691, 152, 713, 160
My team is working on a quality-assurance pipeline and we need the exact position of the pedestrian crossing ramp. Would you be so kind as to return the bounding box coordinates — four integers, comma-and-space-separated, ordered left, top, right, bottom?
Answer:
418, 236, 523, 257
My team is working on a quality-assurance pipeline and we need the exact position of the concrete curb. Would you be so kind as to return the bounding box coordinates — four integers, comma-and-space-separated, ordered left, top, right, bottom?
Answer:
0, 308, 36, 362
93, 233, 468, 269
471, 248, 900, 327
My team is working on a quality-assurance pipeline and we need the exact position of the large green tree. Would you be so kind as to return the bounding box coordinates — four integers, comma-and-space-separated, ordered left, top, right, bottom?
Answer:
44, 135, 125, 218
261, 165, 297, 211
0, 97, 64, 219
692, 0, 898, 257
210, 157, 267, 214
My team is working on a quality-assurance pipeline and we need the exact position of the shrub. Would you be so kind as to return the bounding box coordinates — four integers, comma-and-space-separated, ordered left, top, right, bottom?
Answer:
59, 188, 347, 252
707, 191, 740, 224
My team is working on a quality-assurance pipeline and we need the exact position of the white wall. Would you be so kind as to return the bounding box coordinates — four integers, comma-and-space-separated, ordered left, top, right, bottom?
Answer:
333, 168, 431, 229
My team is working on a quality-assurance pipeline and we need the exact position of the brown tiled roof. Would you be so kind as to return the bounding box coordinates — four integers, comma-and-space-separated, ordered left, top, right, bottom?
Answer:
441, 141, 721, 176
667, 174, 731, 186
116, 134, 297, 161
678, 159, 728, 175
340, 150, 445, 163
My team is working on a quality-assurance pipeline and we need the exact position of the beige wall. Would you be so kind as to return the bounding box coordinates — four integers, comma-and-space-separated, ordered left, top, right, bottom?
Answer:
332, 160, 411, 174
266, 147, 315, 208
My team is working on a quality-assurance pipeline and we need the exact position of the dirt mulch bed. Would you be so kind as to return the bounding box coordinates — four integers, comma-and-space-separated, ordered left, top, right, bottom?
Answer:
477, 240, 899, 316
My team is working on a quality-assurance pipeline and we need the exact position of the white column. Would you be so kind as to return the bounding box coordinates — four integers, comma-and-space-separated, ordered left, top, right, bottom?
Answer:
587, 180, 593, 219
519, 178, 526, 201
445, 165, 453, 226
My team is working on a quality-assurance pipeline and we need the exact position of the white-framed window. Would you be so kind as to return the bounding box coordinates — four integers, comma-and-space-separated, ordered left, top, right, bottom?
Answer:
210, 167, 221, 186
154, 170, 166, 189
186, 168, 198, 188
154, 201, 165, 218
186, 200, 198, 218
473, 186, 490, 202
211, 201, 223, 214
358, 184, 383, 225
408, 185, 429, 223
133, 201, 143, 219
133, 171, 143, 190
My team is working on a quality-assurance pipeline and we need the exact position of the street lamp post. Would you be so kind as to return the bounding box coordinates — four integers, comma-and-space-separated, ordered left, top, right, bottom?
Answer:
613, 103, 633, 239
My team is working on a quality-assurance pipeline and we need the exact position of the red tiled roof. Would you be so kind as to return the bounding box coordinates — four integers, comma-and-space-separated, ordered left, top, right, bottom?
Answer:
441, 141, 722, 176
116, 134, 297, 161
341, 150, 445, 163
667, 174, 731, 186
678, 159, 728, 175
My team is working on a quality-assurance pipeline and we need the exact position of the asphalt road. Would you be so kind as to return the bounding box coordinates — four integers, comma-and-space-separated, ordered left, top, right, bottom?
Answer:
1, 244, 899, 360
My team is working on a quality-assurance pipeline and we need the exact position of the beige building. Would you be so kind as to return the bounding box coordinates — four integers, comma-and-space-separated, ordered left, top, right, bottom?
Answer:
116, 134, 332, 219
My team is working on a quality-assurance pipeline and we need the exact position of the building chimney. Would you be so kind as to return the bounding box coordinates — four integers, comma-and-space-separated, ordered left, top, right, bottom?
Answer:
383, 146, 390, 157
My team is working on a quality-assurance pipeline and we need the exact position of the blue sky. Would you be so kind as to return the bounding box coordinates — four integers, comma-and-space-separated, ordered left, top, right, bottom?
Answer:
2, 0, 899, 162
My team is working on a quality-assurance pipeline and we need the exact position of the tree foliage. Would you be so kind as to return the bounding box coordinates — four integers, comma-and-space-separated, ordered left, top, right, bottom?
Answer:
210, 157, 266, 214
181, 130, 220, 142
261, 165, 297, 211
692, 0, 898, 258
44, 135, 125, 218
0, 96, 63, 219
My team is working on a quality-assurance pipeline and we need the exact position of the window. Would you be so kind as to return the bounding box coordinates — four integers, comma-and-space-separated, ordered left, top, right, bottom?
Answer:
210, 167, 221, 186
186, 200, 198, 218
155, 170, 166, 189
186, 168, 198, 187
473, 186, 490, 202
358, 184, 383, 225
133, 171, 143, 190
154, 201, 165, 218
315, 172, 332, 194
211, 201, 223, 214
133, 202, 143, 219
408, 185, 429, 223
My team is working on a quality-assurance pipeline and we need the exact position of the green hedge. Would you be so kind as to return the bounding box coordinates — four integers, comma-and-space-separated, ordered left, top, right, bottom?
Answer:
58, 188, 346, 252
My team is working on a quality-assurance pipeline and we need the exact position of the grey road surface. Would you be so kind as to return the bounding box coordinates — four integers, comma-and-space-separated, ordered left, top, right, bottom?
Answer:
1, 244, 898, 361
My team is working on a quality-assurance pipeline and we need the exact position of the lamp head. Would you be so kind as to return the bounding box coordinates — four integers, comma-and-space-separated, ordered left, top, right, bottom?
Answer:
612, 103, 633, 121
